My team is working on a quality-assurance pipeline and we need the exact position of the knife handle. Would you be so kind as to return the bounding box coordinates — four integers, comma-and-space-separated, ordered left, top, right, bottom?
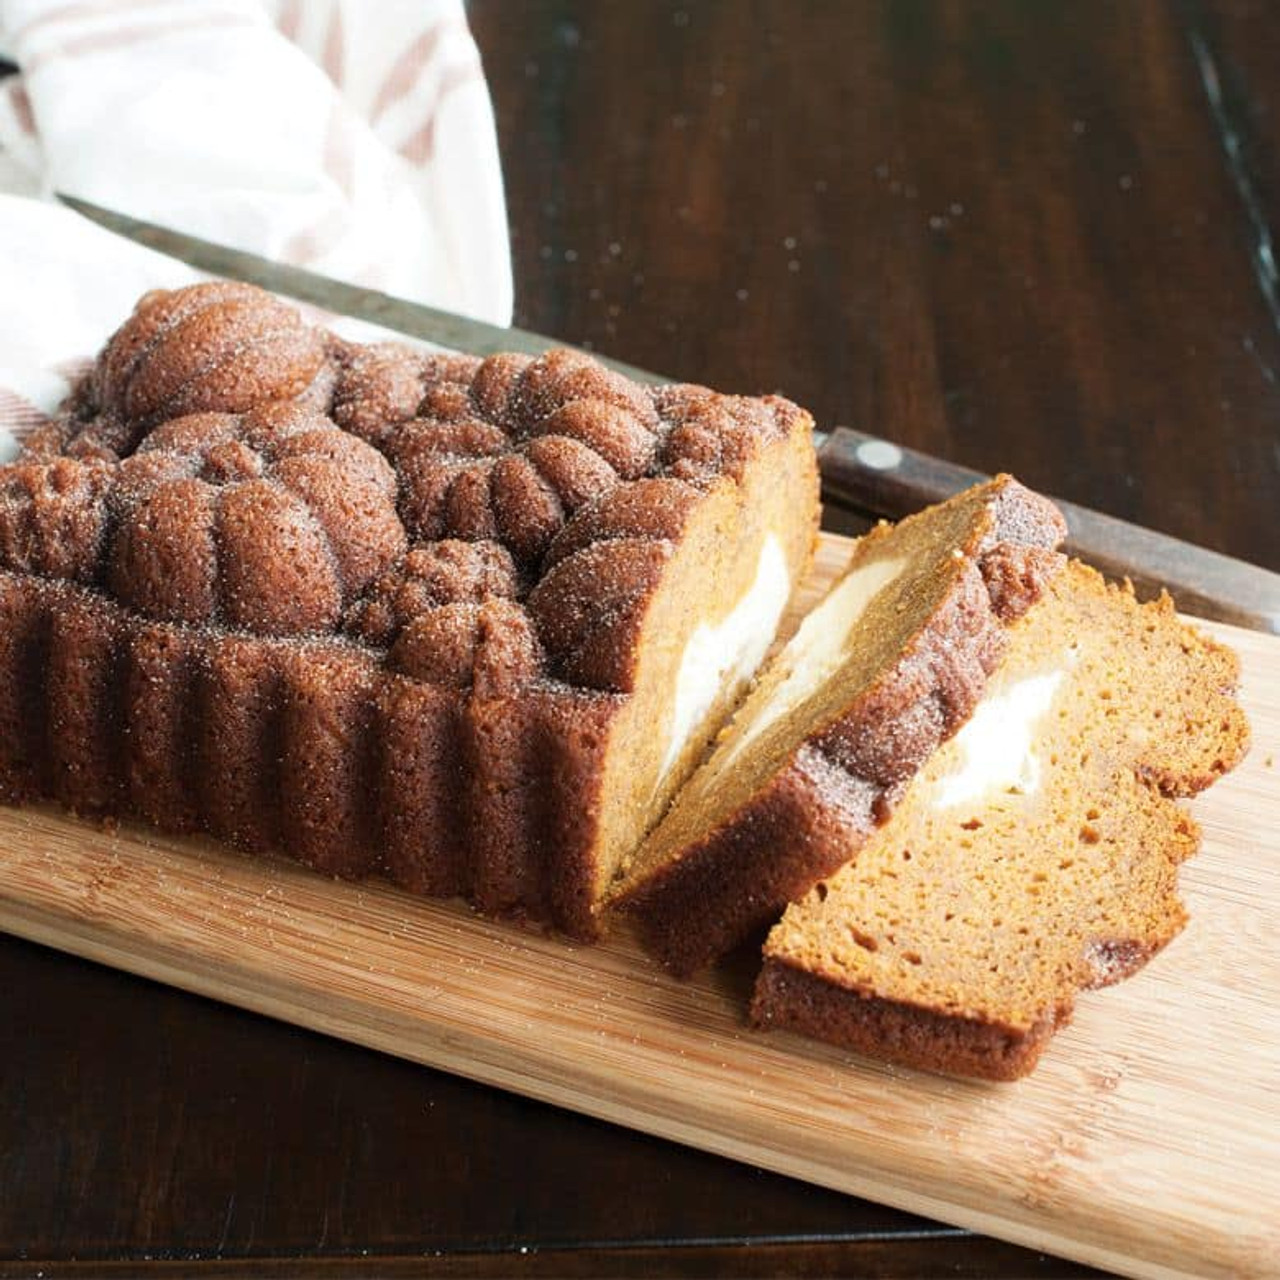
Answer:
818, 426, 1280, 634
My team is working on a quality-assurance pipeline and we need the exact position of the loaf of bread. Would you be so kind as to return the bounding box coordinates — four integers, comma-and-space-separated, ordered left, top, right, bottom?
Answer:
611, 476, 1067, 975
751, 560, 1250, 1079
0, 283, 821, 939
0, 282, 1250, 1084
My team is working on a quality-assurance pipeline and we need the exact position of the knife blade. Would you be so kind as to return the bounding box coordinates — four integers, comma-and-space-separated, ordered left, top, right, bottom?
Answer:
61, 193, 1280, 633
57, 194, 665, 387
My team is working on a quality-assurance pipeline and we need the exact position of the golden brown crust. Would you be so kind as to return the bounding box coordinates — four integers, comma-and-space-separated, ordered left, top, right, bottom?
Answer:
90, 282, 327, 450
329, 342, 481, 445
0, 575, 51, 803
382, 350, 666, 563
751, 960, 1059, 1081
345, 540, 523, 646
390, 598, 544, 693
46, 589, 125, 814
528, 538, 672, 692
0, 283, 820, 938
0, 457, 115, 583
108, 405, 406, 635
279, 645, 381, 877
125, 622, 200, 833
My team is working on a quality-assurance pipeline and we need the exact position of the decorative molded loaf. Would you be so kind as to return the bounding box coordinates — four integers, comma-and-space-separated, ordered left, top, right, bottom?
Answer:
612, 477, 1068, 975
0, 283, 821, 938
751, 561, 1249, 1079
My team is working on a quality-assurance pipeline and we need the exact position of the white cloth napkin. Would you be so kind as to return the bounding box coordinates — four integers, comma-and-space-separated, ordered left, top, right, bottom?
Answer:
0, 0, 513, 460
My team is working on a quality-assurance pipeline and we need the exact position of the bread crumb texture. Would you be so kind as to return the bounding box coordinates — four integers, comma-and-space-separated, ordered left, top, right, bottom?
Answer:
753, 561, 1249, 1080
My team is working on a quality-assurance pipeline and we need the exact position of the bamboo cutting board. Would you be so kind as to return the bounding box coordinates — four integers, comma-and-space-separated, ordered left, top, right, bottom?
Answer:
0, 533, 1276, 1280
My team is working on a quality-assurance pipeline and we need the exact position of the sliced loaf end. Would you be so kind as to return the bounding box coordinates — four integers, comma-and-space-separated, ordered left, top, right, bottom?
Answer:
612, 476, 1068, 975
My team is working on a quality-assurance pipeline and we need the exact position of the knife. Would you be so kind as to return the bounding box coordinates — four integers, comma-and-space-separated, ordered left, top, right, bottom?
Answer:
60, 194, 1280, 634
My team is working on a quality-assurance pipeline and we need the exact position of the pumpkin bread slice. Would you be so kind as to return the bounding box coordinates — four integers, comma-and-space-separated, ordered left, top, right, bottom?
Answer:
751, 560, 1249, 1080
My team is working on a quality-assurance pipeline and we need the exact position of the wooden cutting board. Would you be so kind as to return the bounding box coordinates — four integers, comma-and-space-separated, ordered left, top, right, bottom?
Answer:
0, 532, 1276, 1280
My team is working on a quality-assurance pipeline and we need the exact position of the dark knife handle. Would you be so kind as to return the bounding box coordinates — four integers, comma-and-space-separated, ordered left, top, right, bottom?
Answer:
818, 426, 1280, 634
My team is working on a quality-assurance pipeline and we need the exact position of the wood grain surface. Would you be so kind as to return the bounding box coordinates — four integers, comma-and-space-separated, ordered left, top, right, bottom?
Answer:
491, 1, 1280, 573
0, 533, 1275, 1280
4, 3, 1280, 1277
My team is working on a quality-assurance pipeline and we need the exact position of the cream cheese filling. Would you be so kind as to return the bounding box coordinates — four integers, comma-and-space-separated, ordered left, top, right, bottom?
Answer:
933, 669, 1065, 808
724, 553, 906, 767
660, 534, 790, 781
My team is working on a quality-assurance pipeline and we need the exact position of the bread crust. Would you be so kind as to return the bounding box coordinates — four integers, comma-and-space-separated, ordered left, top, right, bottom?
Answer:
751, 957, 1059, 1081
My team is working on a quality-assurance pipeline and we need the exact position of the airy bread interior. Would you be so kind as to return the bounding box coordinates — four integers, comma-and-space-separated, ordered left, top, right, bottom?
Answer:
752, 560, 1250, 1079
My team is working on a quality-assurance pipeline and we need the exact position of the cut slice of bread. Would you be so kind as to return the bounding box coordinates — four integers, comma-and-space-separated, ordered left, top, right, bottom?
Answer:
610, 476, 1068, 975
751, 560, 1250, 1080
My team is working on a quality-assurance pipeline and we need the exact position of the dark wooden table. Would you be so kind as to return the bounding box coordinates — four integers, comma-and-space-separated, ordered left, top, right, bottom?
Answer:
3, 3, 1278, 1277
